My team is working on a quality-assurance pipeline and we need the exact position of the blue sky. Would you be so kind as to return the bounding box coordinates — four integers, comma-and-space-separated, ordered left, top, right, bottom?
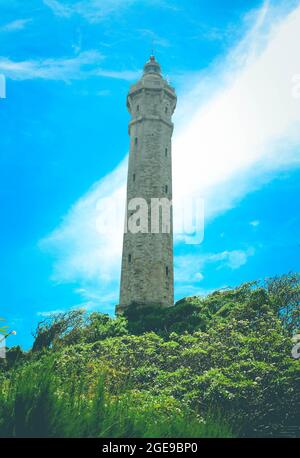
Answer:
0, 0, 300, 349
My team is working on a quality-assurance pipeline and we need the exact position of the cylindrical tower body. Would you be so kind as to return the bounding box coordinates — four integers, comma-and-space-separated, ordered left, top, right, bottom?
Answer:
118, 56, 177, 313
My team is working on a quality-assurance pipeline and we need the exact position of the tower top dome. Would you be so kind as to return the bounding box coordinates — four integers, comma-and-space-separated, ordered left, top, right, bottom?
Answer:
143, 55, 161, 75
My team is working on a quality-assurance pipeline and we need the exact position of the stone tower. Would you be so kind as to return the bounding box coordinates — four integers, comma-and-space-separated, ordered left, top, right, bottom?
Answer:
117, 56, 177, 314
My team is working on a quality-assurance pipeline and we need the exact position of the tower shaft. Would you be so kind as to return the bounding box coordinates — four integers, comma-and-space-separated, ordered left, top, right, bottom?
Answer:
118, 56, 177, 313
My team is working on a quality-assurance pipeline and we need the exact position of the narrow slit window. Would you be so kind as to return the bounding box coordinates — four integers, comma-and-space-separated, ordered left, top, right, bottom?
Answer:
128, 254, 132, 263
136, 105, 140, 112
166, 266, 169, 277
165, 106, 168, 114
165, 147, 168, 157
165, 185, 168, 193
134, 137, 138, 145
133, 173, 136, 182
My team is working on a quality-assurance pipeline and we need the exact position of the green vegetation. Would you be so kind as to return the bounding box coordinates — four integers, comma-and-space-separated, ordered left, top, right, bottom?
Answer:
0, 362, 230, 438
0, 273, 299, 438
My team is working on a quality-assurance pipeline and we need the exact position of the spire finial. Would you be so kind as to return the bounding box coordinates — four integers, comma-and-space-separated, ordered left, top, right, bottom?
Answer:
151, 38, 155, 59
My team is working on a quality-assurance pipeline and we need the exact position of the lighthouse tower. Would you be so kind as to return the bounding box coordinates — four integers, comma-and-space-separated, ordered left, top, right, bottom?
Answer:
117, 56, 177, 313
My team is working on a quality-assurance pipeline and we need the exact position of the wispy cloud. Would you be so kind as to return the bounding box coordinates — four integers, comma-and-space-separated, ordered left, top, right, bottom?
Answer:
74, 288, 119, 311
44, 0, 138, 22
137, 29, 170, 48
41, 2, 300, 310
44, 0, 175, 23
0, 51, 103, 81
173, 1, 300, 222
43, 0, 71, 18
175, 248, 254, 283
0, 19, 32, 32
189, 24, 235, 44
0, 51, 139, 81
207, 249, 255, 270
94, 68, 140, 80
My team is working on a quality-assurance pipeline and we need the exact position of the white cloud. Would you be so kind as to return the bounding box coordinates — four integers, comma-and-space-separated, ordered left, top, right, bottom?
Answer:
250, 220, 260, 227
74, 288, 119, 311
174, 255, 204, 284
0, 51, 102, 81
207, 249, 255, 270
0, 50, 140, 82
173, 248, 254, 299
40, 157, 127, 285
195, 272, 204, 281
173, 2, 300, 222
41, 2, 300, 310
0, 19, 32, 32
175, 248, 254, 284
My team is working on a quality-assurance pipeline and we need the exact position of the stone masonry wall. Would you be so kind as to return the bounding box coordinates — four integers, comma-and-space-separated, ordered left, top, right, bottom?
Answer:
118, 63, 177, 312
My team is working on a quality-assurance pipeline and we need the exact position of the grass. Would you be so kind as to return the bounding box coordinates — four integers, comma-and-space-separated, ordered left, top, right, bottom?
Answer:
0, 362, 233, 438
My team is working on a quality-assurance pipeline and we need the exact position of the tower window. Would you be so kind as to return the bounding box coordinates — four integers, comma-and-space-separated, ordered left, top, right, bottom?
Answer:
136, 105, 140, 112
134, 137, 138, 145
128, 254, 132, 263
165, 106, 168, 114
133, 173, 135, 182
165, 185, 168, 193
166, 266, 169, 277
165, 147, 168, 157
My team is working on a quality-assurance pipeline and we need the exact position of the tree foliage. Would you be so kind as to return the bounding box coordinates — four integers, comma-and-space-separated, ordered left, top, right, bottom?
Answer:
1, 273, 299, 437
